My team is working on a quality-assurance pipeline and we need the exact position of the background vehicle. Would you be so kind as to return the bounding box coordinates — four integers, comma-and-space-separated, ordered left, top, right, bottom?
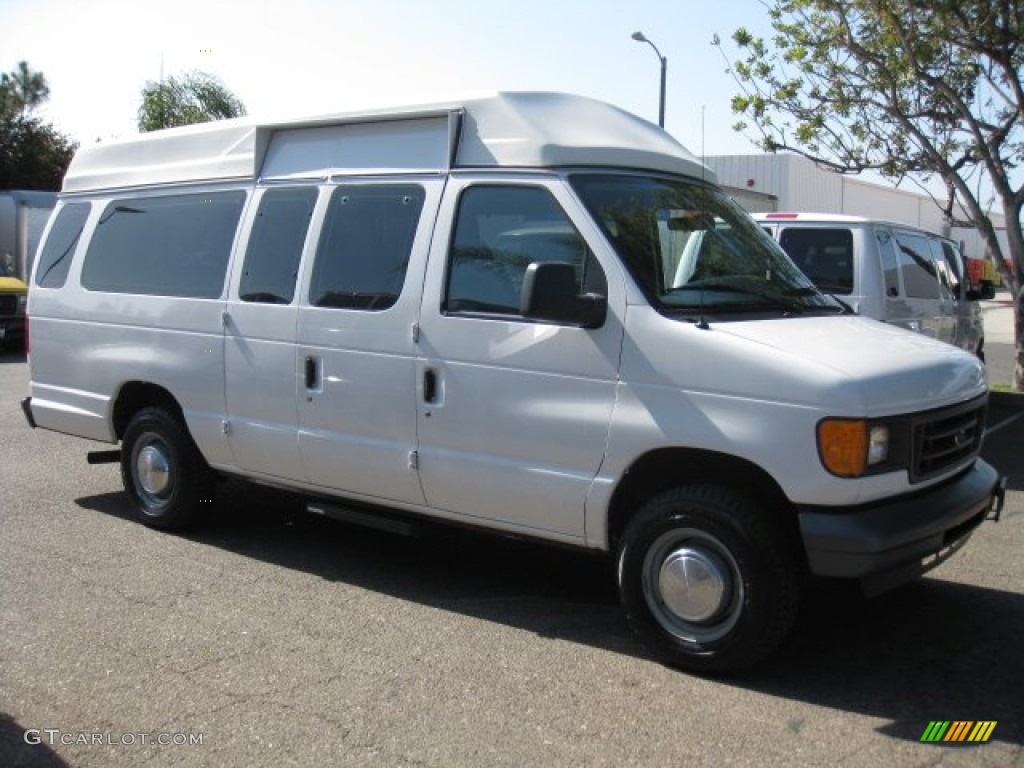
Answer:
0, 190, 55, 349
755, 212, 991, 358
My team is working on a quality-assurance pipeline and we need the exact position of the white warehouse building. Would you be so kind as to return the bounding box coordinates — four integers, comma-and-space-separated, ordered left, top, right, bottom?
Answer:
708, 153, 1010, 263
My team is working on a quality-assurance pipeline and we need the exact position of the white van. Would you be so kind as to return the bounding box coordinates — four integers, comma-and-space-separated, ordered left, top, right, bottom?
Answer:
22, 93, 1004, 672
754, 212, 991, 358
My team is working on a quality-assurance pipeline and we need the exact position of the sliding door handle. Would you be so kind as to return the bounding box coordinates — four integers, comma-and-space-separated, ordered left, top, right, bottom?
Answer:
304, 356, 318, 389
423, 368, 437, 403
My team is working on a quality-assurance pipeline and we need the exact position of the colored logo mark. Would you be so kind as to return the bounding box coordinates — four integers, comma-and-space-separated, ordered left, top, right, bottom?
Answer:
921, 721, 997, 743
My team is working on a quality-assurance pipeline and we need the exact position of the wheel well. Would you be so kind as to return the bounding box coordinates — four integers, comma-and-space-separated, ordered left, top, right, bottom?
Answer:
112, 382, 184, 441
606, 448, 799, 552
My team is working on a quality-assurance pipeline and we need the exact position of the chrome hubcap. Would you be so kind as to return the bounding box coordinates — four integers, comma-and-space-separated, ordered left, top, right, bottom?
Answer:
658, 547, 730, 623
135, 438, 172, 499
642, 528, 743, 643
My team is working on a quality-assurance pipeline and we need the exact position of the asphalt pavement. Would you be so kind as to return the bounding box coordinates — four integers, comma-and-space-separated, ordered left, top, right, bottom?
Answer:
1, 343, 1022, 767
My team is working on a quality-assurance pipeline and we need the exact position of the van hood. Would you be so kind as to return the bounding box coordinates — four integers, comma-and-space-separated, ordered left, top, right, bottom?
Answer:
715, 315, 985, 414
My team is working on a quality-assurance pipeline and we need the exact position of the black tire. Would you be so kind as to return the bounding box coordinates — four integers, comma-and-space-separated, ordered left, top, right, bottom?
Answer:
616, 485, 800, 674
120, 406, 213, 530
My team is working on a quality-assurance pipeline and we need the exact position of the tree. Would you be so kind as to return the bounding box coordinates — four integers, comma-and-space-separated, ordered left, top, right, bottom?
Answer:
717, 0, 1024, 386
0, 60, 50, 115
138, 71, 246, 132
0, 61, 75, 191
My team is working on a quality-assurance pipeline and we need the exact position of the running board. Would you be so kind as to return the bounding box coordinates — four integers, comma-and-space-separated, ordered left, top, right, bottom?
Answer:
87, 449, 122, 465
306, 500, 426, 537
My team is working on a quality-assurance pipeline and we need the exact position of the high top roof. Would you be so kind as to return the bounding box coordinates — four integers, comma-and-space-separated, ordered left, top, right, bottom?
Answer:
62, 92, 714, 193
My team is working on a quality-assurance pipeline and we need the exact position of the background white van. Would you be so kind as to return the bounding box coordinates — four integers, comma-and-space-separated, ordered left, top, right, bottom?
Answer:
754, 212, 990, 358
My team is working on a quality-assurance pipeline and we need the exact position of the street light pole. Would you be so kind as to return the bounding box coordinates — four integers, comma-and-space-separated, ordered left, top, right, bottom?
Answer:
631, 31, 666, 128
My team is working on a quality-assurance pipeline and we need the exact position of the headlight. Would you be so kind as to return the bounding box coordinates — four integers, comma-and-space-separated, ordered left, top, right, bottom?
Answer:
817, 419, 892, 477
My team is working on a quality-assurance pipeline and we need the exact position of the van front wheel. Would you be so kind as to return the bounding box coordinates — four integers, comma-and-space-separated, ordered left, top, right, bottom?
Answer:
120, 407, 213, 530
617, 486, 800, 673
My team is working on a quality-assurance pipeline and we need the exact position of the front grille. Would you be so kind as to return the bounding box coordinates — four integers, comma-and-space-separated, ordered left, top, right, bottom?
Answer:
910, 397, 985, 482
0, 294, 17, 316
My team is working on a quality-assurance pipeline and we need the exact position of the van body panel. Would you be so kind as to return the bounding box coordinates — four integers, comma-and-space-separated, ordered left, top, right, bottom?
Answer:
606, 307, 985, 508
414, 176, 624, 537
292, 178, 444, 505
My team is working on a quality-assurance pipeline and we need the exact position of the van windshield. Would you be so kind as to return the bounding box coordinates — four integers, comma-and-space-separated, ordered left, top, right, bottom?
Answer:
570, 174, 842, 318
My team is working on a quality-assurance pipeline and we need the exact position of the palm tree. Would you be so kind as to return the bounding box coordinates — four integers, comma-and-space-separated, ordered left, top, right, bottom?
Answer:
138, 71, 246, 132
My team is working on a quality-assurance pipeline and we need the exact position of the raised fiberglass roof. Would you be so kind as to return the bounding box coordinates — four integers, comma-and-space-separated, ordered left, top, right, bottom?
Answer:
61, 92, 714, 193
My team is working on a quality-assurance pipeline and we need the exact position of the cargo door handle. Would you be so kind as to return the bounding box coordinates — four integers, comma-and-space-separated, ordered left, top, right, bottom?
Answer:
305, 356, 319, 389
423, 368, 437, 404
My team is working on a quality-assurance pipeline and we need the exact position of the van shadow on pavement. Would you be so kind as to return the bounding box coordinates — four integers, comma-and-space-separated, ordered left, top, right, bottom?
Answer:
76, 466, 1023, 748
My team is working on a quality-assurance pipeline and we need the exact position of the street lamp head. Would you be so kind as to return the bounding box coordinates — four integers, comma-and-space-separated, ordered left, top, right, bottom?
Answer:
631, 31, 647, 42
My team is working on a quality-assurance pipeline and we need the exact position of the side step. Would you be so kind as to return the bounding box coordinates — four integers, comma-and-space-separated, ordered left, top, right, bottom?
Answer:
87, 449, 122, 465
307, 500, 436, 537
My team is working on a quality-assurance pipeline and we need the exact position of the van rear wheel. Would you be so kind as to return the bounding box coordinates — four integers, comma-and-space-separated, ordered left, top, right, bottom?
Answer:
617, 485, 800, 673
120, 406, 213, 530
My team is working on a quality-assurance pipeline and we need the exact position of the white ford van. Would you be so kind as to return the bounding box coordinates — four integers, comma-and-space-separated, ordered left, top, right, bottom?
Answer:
754, 212, 991, 358
22, 93, 1004, 672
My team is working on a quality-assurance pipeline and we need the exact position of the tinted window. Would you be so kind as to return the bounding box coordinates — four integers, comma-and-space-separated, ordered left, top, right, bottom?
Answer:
940, 240, 963, 299
894, 231, 940, 299
82, 192, 245, 298
309, 185, 424, 311
875, 229, 901, 297
778, 227, 854, 295
446, 186, 605, 316
240, 188, 317, 304
35, 203, 90, 288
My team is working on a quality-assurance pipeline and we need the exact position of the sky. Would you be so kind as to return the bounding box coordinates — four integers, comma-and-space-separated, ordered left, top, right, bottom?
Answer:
0, 0, 777, 157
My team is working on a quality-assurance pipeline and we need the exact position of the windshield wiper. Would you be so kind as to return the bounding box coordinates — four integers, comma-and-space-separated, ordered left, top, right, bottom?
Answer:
667, 282, 807, 314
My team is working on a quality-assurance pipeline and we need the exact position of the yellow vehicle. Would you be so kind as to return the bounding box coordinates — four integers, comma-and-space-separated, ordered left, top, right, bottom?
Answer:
0, 268, 29, 350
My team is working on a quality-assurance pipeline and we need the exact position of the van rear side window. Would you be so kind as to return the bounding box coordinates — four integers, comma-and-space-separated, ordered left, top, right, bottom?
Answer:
240, 188, 318, 304
309, 185, 425, 311
778, 227, 854, 295
81, 191, 245, 298
35, 203, 90, 289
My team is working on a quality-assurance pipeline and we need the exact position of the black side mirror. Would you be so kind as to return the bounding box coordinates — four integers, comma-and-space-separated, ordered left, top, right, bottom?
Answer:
520, 262, 607, 329
966, 280, 996, 301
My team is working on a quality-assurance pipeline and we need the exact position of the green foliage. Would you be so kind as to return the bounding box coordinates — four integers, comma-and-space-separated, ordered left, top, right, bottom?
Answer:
0, 60, 50, 118
717, 0, 1024, 385
0, 114, 76, 190
0, 61, 75, 191
138, 71, 246, 132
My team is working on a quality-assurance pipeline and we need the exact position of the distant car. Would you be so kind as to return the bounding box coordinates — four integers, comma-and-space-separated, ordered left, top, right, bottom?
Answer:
0, 261, 27, 350
755, 212, 992, 359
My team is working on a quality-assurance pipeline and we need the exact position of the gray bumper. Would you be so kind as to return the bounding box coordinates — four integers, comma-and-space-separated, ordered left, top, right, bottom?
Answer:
798, 460, 1004, 594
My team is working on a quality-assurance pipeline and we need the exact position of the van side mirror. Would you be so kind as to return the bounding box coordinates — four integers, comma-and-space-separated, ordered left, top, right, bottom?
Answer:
966, 280, 996, 301
520, 262, 607, 329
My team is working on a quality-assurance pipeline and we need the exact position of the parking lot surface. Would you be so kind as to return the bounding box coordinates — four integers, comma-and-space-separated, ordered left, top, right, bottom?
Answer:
1, 349, 1022, 767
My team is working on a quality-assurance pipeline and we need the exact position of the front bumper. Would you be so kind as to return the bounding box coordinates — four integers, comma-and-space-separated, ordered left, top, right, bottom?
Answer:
798, 459, 1004, 595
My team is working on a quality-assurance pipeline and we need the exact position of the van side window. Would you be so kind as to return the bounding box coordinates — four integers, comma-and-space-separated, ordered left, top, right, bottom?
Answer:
240, 188, 317, 304
445, 185, 605, 317
777, 227, 854, 295
309, 185, 424, 311
35, 203, 90, 288
893, 231, 940, 299
81, 191, 245, 298
940, 240, 963, 299
875, 229, 901, 297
